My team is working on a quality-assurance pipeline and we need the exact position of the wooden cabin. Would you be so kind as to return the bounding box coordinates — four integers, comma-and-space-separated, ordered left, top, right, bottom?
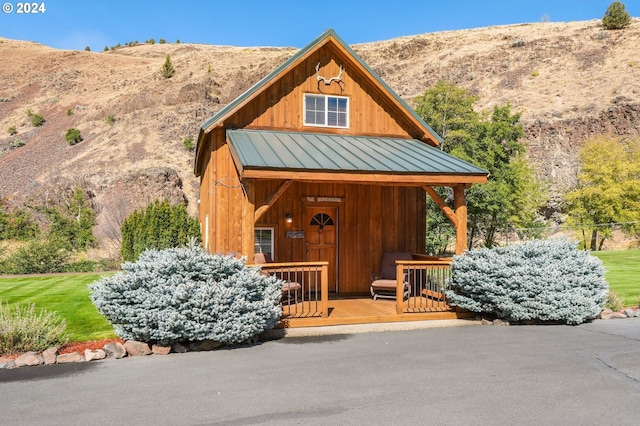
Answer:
194, 29, 487, 309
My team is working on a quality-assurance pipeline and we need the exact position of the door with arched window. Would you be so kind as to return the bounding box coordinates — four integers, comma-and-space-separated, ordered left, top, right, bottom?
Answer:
305, 206, 338, 292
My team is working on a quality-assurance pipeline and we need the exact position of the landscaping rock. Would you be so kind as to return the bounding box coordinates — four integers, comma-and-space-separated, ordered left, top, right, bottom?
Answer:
124, 340, 152, 356
57, 352, 85, 363
42, 347, 58, 365
623, 309, 639, 318
190, 339, 223, 352
242, 335, 260, 345
493, 319, 510, 326
85, 349, 106, 361
152, 344, 171, 355
1, 356, 16, 369
599, 309, 614, 319
171, 343, 187, 353
103, 342, 127, 359
600, 309, 628, 319
15, 351, 44, 367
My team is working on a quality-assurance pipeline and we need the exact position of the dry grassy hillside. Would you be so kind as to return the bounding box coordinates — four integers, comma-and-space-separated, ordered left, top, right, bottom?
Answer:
1, 19, 639, 241
354, 20, 640, 196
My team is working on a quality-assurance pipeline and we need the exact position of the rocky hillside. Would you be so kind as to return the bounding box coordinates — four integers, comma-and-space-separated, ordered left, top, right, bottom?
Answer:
1, 19, 639, 240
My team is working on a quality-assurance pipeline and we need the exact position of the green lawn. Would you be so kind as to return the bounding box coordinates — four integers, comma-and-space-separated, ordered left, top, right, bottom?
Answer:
592, 248, 640, 308
0, 273, 116, 342
1, 250, 638, 344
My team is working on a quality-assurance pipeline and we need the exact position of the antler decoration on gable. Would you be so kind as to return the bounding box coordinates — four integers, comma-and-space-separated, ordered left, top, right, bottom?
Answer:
316, 62, 345, 92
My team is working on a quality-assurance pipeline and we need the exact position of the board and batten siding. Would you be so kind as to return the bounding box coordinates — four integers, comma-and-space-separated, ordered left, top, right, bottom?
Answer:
198, 128, 246, 256
251, 180, 426, 294
196, 39, 435, 293
223, 49, 421, 140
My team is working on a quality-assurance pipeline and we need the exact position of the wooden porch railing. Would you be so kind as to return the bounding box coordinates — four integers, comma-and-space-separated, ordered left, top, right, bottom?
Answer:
255, 261, 329, 318
395, 259, 453, 314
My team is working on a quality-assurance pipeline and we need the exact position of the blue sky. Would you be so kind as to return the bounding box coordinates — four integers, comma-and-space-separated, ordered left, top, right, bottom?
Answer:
1, 0, 639, 51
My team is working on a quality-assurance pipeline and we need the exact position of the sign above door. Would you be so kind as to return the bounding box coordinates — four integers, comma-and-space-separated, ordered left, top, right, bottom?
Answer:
304, 196, 343, 203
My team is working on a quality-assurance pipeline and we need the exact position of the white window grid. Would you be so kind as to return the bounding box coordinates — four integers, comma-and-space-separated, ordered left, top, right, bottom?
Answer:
303, 94, 349, 128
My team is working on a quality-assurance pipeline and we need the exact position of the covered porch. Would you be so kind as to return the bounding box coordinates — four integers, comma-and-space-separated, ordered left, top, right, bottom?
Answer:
251, 256, 473, 328
233, 129, 488, 268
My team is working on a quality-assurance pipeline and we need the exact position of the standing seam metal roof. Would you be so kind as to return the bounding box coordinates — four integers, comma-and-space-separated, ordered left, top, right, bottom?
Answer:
227, 129, 488, 175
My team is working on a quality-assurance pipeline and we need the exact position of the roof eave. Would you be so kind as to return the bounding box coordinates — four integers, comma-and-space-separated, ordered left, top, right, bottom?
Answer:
238, 168, 488, 185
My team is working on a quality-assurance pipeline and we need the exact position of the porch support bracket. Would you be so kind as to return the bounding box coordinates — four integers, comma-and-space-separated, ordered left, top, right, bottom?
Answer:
254, 180, 292, 223
424, 185, 468, 255
423, 186, 458, 228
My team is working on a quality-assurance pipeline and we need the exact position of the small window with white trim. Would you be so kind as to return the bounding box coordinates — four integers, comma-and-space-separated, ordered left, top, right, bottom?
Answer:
254, 227, 274, 258
304, 94, 349, 128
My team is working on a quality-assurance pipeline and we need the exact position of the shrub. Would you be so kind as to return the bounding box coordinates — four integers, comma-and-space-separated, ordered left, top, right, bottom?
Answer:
0, 301, 68, 355
85, 46, 90, 52
0, 238, 70, 274
46, 187, 96, 251
120, 199, 200, 262
106, 114, 116, 125
602, 1, 631, 30
9, 138, 25, 149
0, 208, 39, 240
90, 243, 283, 345
64, 259, 98, 273
183, 136, 195, 151
8, 126, 17, 135
605, 290, 624, 311
65, 128, 83, 145
161, 54, 174, 78
445, 239, 608, 325
30, 113, 45, 127
66, 108, 73, 116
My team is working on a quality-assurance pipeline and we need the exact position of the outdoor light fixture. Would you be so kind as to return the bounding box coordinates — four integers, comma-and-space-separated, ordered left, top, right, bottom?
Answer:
285, 213, 293, 223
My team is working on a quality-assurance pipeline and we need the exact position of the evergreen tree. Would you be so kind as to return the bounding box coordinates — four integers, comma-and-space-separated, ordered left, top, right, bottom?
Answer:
90, 242, 282, 345
0, 207, 39, 240
120, 199, 200, 261
446, 239, 608, 325
602, 1, 631, 30
161, 54, 175, 78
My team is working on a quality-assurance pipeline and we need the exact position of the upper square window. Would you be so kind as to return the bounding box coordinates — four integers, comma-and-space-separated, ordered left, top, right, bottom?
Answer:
304, 94, 349, 128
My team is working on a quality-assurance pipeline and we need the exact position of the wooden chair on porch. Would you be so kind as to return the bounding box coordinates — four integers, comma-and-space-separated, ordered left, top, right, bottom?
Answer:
370, 252, 413, 301
254, 253, 302, 305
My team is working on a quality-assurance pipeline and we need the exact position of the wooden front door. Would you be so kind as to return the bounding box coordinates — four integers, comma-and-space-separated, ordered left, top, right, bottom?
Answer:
305, 206, 338, 292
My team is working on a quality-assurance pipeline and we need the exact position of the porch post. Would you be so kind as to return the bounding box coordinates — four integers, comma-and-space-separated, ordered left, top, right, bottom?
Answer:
242, 180, 256, 262
453, 184, 467, 255
320, 262, 329, 317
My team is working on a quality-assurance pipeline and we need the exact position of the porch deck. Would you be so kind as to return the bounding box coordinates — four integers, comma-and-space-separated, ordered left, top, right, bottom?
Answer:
279, 295, 473, 328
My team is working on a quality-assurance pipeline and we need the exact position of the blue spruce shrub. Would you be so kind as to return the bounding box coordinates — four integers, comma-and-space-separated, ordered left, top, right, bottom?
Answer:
445, 239, 608, 325
90, 242, 283, 345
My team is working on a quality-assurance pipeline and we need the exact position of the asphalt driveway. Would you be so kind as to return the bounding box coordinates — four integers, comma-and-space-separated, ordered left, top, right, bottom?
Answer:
1, 318, 639, 425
